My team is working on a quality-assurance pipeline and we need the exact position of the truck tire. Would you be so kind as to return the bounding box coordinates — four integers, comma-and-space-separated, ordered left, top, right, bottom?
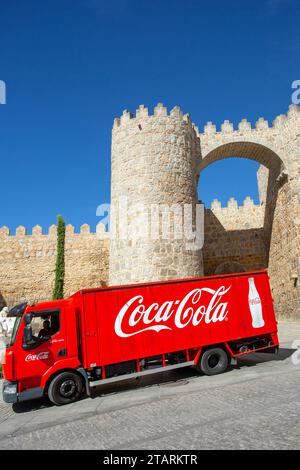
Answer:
48, 371, 84, 406
198, 348, 229, 376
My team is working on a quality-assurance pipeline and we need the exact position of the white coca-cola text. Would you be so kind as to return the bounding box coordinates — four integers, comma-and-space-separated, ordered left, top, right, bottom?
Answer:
115, 285, 231, 338
25, 351, 50, 362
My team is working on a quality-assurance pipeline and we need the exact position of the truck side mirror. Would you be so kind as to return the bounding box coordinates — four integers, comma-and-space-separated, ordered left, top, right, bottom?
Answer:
24, 313, 32, 325
23, 325, 33, 347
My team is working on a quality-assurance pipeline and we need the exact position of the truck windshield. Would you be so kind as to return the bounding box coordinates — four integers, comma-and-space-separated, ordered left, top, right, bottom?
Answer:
8, 316, 22, 347
6, 303, 28, 347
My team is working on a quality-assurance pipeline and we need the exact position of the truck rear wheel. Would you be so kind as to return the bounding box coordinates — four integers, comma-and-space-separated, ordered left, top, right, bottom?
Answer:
48, 371, 84, 406
197, 347, 229, 376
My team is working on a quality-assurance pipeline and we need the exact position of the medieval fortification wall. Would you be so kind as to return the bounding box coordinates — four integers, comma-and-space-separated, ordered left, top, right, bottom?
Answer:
0, 199, 266, 308
0, 103, 299, 319
0, 224, 109, 308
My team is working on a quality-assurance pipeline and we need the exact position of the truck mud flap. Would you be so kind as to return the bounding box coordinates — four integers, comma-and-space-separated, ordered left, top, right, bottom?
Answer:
77, 367, 91, 396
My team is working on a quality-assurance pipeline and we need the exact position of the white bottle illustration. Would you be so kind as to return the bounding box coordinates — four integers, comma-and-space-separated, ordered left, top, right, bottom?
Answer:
248, 277, 265, 328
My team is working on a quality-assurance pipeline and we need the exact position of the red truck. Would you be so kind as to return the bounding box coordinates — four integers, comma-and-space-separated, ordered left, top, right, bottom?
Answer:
2, 270, 278, 406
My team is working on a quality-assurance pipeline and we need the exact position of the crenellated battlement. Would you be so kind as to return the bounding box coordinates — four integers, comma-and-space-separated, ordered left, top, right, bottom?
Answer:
209, 196, 258, 210
206, 196, 264, 231
201, 104, 300, 135
113, 102, 199, 132
199, 104, 300, 174
0, 223, 108, 238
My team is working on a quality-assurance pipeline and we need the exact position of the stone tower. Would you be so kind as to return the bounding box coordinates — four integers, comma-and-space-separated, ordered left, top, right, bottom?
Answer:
109, 103, 204, 285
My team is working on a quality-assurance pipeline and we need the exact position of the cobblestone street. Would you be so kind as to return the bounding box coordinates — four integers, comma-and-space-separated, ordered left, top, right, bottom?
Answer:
0, 322, 299, 450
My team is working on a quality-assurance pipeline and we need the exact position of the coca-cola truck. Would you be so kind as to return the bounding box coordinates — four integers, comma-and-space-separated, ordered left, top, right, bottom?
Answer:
2, 270, 278, 406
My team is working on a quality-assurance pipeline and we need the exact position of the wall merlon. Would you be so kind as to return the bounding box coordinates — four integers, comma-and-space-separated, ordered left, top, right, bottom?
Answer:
120, 109, 133, 125
48, 225, 57, 236
210, 198, 221, 210
183, 113, 191, 123
136, 104, 149, 118
15, 226, 27, 236
0, 226, 10, 237
32, 225, 42, 236
154, 103, 167, 116
287, 104, 300, 119
170, 106, 183, 120
204, 121, 217, 135
238, 118, 251, 131
113, 117, 120, 128
272, 114, 287, 128
255, 117, 269, 130
221, 120, 234, 133
66, 224, 75, 235
227, 197, 238, 209
80, 223, 90, 235
243, 196, 254, 206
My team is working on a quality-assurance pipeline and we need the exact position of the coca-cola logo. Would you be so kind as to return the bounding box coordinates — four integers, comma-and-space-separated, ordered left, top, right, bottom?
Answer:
115, 285, 231, 338
25, 351, 50, 362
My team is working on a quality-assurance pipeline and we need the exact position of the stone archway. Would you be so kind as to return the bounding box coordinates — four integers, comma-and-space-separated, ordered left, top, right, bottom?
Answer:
197, 106, 300, 319
199, 140, 285, 175
199, 141, 288, 317
198, 140, 286, 262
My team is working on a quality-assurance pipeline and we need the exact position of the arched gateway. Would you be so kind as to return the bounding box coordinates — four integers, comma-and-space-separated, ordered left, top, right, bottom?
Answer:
197, 105, 300, 319
109, 104, 300, 319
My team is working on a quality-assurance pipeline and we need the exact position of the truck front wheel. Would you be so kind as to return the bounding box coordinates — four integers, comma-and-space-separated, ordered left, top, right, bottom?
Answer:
197, 348, 229, 376
48, 371, 84, 406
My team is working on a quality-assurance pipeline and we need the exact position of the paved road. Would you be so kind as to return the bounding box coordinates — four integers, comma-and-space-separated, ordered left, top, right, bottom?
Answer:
0, 322, 299, 450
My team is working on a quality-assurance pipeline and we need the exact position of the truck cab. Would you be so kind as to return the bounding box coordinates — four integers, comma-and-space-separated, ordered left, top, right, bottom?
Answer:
2, 299, 85, 405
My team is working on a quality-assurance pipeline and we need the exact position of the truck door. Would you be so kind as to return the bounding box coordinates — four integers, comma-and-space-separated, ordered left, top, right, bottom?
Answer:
16, 308, 67, 382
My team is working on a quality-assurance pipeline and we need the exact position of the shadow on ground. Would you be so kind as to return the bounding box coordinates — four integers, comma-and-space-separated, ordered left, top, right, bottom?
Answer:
12, 397, 53, 414
11, 347, 295, 414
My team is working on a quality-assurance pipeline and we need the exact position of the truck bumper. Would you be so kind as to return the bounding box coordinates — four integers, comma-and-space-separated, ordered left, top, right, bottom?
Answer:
2, 380, 44, 404
2, 380, 18, 403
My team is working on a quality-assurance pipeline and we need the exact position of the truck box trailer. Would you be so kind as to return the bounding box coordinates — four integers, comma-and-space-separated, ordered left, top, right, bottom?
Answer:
2, 270, 278, 405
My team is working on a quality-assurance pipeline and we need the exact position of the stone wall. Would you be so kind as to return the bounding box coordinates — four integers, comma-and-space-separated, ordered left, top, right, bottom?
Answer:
0, 224, 109, 308
203, 197, 267, 276
0, 200, 266, 309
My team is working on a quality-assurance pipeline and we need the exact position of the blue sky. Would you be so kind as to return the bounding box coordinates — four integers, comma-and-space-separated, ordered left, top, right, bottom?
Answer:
0, 0, 298, 232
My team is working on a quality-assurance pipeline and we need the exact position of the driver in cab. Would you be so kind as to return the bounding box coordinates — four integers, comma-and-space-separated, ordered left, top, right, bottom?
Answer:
38, 320, 53, 339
